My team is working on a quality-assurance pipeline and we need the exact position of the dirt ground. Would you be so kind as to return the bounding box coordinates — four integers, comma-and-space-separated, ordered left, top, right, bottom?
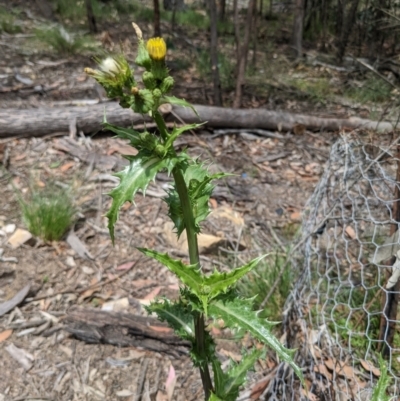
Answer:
0, 2, 352, 400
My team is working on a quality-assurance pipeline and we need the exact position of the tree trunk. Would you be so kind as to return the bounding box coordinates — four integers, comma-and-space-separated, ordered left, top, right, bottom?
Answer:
218, 0, 226, 20
209, 0, 223, 106
336, 0, 343, 37
85, 0, 97, 34
252, 0, 258, 69
163, 0, 184, 10
153, 0, 161, 37
233, 0, 256, 108
35, 0, 56, 20
233, 0, 240, 61
336, 0, 359, 63
293, 0, 305, 58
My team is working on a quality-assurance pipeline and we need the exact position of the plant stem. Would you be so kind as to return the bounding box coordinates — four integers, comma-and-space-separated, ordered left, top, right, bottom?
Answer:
154, 109, 213, 400
153, 110, 169, 142
172, 167, 213, 400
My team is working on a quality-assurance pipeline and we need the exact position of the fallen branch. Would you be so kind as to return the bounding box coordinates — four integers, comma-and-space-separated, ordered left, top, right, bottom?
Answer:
0, 102, 395, 137
64, 307, 190, 357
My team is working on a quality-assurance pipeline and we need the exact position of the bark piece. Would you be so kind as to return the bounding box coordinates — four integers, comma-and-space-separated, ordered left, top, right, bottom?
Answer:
63, 307, 190, 357
7, 229, 33, 249
0, 284, 31, 317
0, 103, 394, 138
5, 343, 34, 371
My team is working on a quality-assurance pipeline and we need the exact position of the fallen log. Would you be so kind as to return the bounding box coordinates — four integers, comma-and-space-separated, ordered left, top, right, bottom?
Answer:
63, 306, 190, 357
0, 102, 395, 138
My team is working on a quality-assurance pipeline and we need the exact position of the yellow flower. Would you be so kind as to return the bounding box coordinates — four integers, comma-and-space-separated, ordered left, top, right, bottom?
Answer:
146, 37, 167, 61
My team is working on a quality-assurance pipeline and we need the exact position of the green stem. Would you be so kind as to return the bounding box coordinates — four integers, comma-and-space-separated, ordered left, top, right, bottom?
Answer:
153, 110, 169, 142
154, 109, 213, 400
173, 168, 213, 400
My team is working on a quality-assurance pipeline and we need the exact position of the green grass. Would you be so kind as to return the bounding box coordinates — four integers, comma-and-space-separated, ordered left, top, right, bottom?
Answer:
52, 0, 136, 23
35, 25, 100, 55
236, 251, 292, 321
196, 48, 235, 89
289, 77, 332, 103
18, 183, 76, 242
344, 75, 393, 104
0, 5, 22, 33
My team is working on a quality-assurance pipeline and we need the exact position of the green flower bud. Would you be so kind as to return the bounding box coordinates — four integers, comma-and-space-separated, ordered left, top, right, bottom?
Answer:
133, 89, 154, 114
138, 131, 159, 152
142, 71, 156, 89
135, 39, 152, 70
160, 76, 174, 93
153, 88, 162, 99
154, 144, 166, 158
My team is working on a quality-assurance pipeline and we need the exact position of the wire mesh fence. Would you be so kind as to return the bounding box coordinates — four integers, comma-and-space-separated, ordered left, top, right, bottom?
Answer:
264, 131, 400, 400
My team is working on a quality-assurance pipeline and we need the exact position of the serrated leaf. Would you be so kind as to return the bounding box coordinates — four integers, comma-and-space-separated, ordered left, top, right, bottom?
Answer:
208, 299, 304, 384
106, 153, 168, 243
138, 249, 202, 294
203, 255, 266, 301
146, 299, 195, 341
103, 122, 142, 146
165, 162, 230, 237
212, 348, 263, 401
162, 95, 199, 116
209, 394, 223, 401
165, 123, 205, 150
371, 355, 391, 401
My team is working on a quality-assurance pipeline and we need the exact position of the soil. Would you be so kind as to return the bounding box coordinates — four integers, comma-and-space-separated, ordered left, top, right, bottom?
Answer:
0, 1, 346, 400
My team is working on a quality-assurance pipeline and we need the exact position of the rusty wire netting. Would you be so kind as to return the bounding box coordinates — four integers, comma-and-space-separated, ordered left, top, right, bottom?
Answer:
263, 131, 400, 400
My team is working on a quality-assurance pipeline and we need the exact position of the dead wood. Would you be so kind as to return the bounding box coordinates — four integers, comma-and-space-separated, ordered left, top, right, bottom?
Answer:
0, 102, 395, 138
64, 307, 190, 357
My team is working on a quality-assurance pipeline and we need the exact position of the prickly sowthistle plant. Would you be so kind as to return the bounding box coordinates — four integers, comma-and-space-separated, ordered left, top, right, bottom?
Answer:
85, 23, 303, 401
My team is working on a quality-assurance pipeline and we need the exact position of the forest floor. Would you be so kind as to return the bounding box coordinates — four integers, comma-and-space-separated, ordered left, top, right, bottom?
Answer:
0, 1, 398, 400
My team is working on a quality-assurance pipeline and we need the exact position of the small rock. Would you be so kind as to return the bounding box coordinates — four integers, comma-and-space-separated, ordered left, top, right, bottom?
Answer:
7, 229, 33, 249
4, 224, 16, 234
82, 266, 95, 275
102, 297, 129, 312
65, 256, 76, 268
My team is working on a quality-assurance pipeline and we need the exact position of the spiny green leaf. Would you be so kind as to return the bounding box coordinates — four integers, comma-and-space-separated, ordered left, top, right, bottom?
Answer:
212, 348, 263, 401
106, 153, 168, 243
371, 355, 391, 401
164, 123, 205, 150
208, 298, 304, 384
103, 123, 142, 147
165, 161, 230, 237
161, 95, 199, 116
138, 249, 202, 294
146, 299, 195, 341
203, 255, 267, 301
164, 186, 185, 236
209, 393, 223, 401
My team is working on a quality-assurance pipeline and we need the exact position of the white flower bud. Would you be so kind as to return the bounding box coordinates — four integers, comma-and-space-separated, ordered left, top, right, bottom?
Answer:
100, 57, 120, 76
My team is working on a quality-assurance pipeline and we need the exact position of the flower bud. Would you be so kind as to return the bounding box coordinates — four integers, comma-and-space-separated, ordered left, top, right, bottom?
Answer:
146, 37, 167, 61
142, 71, 156, 89
153, 88, 162, 99
100, 57, 121, 76
160, 76, 174, 93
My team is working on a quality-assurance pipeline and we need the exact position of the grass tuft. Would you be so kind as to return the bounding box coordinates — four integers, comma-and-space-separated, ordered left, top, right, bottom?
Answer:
0, 5, 22, 33
18, 183, 76, 242
236, 251, 292, 321
35, 25, 99, 55
344, 75, 393, 104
